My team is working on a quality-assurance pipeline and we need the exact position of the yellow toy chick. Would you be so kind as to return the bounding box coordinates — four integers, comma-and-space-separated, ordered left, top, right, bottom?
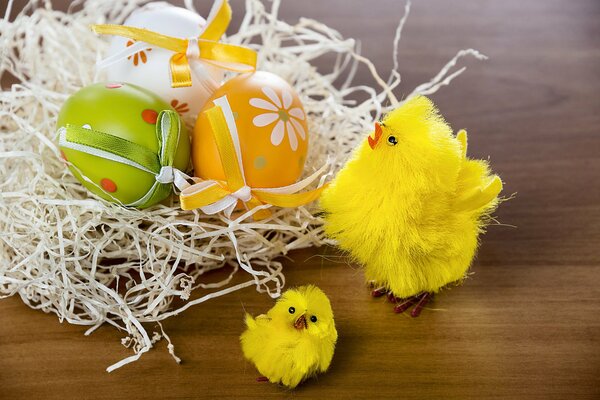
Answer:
240, 285, 337, 388
320, 96, 502, 317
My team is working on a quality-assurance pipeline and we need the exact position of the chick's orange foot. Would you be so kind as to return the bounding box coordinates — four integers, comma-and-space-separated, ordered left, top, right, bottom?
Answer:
370, 288, 433, 317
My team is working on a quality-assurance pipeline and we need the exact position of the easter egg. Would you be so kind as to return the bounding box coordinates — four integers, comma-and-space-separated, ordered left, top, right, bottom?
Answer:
104, 2, 223, 118
193, 71, 308, 188
56, 82, 190, 208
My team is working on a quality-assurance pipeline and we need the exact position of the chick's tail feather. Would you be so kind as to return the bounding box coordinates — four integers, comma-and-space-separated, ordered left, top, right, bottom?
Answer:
453, 129, 503, 212
457, 129, 468, 159
455, 175, 502, 212
244, 313, 257, 330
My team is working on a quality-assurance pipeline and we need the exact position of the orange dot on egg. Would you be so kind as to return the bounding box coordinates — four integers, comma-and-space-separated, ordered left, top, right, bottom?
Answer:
141, 109, 158, 124
100, 178, 117, 193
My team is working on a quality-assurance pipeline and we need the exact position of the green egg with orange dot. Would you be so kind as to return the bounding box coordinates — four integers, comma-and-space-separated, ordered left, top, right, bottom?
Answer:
56, 82, 190, 208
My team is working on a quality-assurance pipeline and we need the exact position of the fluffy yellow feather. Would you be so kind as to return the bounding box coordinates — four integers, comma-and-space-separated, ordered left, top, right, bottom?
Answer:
320, 96, 502, 315
240, 285, 338, 388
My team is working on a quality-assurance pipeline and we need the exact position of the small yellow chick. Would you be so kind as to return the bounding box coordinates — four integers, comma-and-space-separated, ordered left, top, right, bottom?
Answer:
240, 285, 337, 388
320, 96, 503, 317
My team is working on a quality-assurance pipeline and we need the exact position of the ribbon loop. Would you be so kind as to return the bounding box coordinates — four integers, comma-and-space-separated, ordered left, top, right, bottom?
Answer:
156, 166, 175, 184
201, 0, 231, 41
179, 97, 328, 220
91, 0, 256, 88
231, 185, 252, 202
169, 52, 193, 88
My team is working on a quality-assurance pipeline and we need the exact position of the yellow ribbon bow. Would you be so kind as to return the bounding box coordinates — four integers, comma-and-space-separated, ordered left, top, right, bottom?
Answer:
91, 0, 256, 88
179, 96, 328, 220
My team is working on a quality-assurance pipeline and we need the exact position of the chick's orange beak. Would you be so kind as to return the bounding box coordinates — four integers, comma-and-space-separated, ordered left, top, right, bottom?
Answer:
368, 122, 383, 150
294, 314, 307, 330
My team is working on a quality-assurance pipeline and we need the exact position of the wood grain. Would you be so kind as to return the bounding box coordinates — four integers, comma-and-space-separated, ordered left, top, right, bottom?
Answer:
1, 0, 599, 399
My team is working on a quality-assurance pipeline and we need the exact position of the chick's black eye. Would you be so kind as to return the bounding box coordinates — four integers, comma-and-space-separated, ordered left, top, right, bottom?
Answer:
310, 315, 317, 323
387, 135, 398, 146
288, 307, 295, 314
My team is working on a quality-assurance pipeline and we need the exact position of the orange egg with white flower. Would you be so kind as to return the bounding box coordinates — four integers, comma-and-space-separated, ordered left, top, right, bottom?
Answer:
192, 71, 308, 188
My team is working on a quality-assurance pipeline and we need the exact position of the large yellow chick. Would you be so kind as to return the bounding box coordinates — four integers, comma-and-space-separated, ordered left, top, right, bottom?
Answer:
320, 96, 502, 317
240, 285, 337, 388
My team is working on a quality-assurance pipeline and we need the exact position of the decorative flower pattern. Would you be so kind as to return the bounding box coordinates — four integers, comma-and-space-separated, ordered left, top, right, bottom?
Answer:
170, 99, 190, 115
250, 87, 306, 151
126, 40, 152, 66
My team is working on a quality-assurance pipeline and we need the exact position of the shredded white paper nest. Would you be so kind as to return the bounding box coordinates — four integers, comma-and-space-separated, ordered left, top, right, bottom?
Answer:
0, 0, 485, 371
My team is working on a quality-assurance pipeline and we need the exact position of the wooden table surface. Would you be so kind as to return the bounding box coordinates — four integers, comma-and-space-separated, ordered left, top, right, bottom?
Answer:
1, 0, 599, 398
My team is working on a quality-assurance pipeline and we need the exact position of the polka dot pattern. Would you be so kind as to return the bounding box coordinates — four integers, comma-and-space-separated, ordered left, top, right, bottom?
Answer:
100, 178, 117, 193
254, 156, 267, 170
141, 109, 158, 124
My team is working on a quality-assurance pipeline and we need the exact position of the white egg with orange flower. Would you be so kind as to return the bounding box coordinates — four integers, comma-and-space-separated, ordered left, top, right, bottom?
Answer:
101, 2, 223, 118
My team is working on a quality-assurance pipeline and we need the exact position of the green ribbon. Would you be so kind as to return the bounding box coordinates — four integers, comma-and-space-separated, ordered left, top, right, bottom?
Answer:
60, 110, 182, 208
